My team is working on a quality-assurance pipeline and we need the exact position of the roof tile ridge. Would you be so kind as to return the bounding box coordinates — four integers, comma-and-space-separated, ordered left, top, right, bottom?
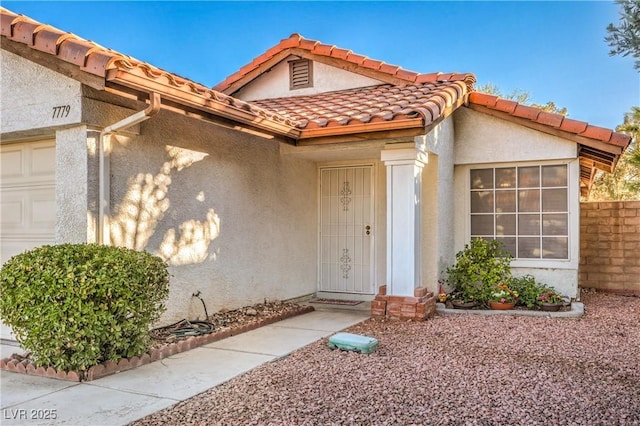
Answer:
415, 72, 476, 90
468, 92, 631, 148
0, 7, 302, 132
1, 9, 29, 37
2, 8, 135, 76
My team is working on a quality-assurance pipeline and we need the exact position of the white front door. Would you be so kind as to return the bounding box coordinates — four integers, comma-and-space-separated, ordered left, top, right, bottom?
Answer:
319, 166, 374, 294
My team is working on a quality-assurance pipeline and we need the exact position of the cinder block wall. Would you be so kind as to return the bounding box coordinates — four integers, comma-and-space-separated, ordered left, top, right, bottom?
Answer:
580, 201, 640, 295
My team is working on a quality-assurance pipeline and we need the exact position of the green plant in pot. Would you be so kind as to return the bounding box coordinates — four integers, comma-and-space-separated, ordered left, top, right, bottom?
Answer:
445, 238, 512, 308
489, 283, 519, 310
538, 290, 566, 311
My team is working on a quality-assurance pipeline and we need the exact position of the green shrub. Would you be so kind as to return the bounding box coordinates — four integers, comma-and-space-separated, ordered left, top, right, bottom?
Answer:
509, 275, 544, 308
509, 275, 563, 308
445, 238, 512, 306
0, 244, 169, 371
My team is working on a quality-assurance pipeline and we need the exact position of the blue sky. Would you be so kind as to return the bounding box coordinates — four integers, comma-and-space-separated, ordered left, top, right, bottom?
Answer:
4, 1, 638, 130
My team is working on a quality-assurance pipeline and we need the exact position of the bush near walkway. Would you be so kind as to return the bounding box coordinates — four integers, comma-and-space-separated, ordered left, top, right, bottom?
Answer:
0, 244, 169, 371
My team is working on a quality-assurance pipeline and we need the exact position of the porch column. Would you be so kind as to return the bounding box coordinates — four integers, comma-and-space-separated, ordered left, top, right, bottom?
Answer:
381, 146, 426, 296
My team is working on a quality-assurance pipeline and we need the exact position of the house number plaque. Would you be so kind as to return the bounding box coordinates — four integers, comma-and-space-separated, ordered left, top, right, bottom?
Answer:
52, 105, 71, 119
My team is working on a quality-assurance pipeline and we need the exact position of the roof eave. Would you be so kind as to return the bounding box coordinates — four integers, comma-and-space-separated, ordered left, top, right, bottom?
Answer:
106, 68, 302, 140
466, 103, 626, 162
1, 36, 105, 90
295, 119, 425, 146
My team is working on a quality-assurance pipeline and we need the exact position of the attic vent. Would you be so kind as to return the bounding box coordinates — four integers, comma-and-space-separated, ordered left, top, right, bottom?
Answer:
289, 59, 313, 90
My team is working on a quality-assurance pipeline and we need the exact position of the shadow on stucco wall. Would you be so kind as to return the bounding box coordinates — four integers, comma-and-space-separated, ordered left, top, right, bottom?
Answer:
110, 144, 220, 266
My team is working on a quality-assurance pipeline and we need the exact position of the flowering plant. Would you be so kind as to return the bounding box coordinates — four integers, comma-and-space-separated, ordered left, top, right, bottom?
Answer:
539, 290, 564, 304
490, 284, 519, 303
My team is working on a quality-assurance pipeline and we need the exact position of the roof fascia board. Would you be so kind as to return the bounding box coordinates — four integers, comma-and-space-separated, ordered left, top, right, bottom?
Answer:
106, 69, 301, 139
466, 103, 624, 157
298, 118, 424, 139
223, 50, 294, 95
290, 49, 411, 86
224, 47, 415, 96
1, 36, 105, 90
296, 127, 424, 146
157, 99, 297, 144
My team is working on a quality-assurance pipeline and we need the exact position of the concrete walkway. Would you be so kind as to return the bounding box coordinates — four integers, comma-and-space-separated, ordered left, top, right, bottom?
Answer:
0, 306, 370, 426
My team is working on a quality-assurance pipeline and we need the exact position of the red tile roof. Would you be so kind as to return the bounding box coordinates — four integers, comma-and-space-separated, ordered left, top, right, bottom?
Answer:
468, 93, 629, 149
0, 7, 301, 137
468, 92, 632, 196
0, 7, 631, 196
252, 82, 468, 131
214, 33, 476, 94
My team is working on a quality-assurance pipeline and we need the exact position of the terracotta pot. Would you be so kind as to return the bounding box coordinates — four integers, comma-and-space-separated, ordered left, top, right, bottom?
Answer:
540, 302, 562, 312
452, 300, 477, 310
489, 301, 515, 310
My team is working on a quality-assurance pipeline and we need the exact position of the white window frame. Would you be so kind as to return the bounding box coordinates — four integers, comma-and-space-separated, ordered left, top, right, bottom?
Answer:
464, 159, 579, 270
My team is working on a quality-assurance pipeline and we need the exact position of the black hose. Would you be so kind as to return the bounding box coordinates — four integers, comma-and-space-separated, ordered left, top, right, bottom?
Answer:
151, 319, 215, 340
151, 292, 214, 340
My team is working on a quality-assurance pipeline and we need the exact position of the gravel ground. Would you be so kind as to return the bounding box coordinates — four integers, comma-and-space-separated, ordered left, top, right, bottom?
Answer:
132, 292, 640, 425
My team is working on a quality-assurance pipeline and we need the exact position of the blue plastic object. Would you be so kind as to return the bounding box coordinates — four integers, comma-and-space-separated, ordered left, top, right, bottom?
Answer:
328, 332, 378, 354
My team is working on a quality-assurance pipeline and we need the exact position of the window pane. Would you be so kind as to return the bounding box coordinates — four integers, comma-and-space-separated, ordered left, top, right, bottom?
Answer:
543, 214, 568, 236
471, 191, 494, 213
542, 237, 568, 259
497, 237, 516, 257
496, 190, 515, 212
519, 214, 540, 235
518, 166, 539, 188
542, 165, 567, 187
542, 189, 567, 212
470, 169, 493, 189
518, 189, 540, 212
495, 168, 516, 188
518, 237, 540, 258
469, 164, 569, 261
496, 214, 516, 235
471, 215, 494, 236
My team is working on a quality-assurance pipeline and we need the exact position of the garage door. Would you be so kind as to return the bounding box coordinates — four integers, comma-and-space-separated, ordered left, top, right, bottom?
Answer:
1, 140, 56, 265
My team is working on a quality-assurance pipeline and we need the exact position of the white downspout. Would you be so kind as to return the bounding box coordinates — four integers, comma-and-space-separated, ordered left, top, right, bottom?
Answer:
98, 92, 161, 245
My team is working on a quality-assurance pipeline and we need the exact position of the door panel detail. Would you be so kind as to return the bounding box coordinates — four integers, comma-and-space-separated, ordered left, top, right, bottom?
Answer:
319, 166, 374, 294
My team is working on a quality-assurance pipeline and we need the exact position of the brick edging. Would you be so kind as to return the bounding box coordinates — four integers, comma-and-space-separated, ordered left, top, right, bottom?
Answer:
0, 305, 315, 382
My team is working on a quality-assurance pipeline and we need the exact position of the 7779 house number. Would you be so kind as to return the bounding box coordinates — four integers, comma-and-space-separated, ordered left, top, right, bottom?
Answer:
51, 105, 71, 119
3, 409, 57, 420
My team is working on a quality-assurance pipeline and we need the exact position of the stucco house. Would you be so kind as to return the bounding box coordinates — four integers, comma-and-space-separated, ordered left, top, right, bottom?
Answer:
0, 8, 630, 327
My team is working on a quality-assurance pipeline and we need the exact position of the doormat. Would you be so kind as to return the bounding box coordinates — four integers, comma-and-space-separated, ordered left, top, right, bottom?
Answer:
310, 298, 363, 306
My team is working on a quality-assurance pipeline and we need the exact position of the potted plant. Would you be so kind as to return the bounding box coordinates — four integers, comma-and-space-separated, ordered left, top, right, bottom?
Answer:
450, 293, 478, 309
489, 284, 519, 310
445, 238, 512, 308
539, 290, 565, 311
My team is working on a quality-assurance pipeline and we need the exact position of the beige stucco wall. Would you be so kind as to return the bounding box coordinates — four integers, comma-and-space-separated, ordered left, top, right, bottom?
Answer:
234, 56, 384, 101
454, 108, 577, 164
1, 51, 82, 135
452, 108, 580, 298
2, 46, 320, 324
55, 126, 91, 243
0, 51, 93, 247
101, 107, 318, 323
418, 117, 456, 295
